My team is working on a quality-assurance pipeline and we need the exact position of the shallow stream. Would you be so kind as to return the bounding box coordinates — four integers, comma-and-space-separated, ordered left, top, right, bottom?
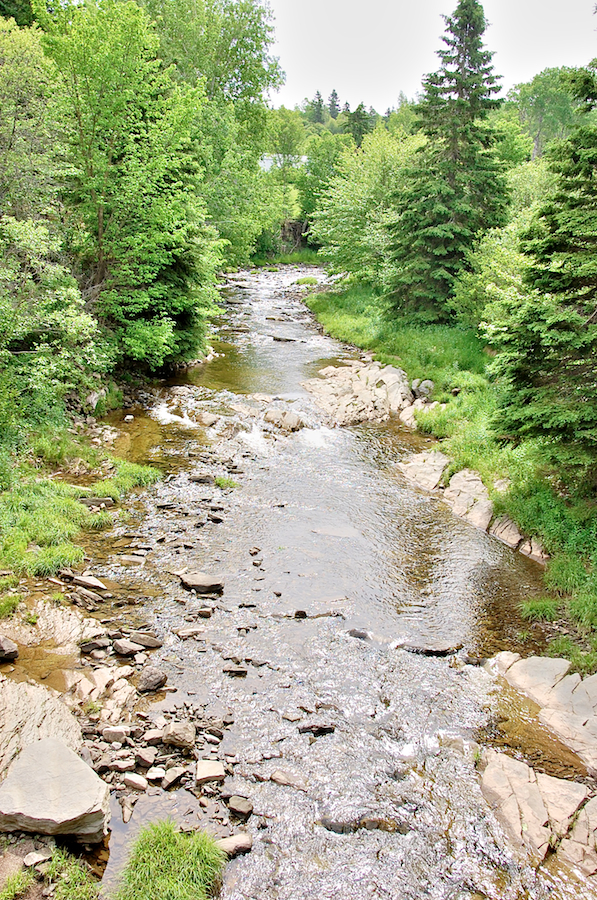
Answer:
66, 269, 597, 898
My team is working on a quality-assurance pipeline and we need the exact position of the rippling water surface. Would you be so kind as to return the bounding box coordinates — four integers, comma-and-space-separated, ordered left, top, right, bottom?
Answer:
94, 268, 593, 900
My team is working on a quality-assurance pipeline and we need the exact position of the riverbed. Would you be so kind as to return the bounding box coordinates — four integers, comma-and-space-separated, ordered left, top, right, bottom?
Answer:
82, 267, 595, 898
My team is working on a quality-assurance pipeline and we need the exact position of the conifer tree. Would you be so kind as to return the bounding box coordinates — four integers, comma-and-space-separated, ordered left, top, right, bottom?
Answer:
388, 0, 508, 321
312, 90, 324, 124
328, 88, 339, 119
490, 63, 597, 487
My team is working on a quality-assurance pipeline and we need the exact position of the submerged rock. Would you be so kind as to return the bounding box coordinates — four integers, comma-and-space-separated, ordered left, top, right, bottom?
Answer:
0, 738, 110, 843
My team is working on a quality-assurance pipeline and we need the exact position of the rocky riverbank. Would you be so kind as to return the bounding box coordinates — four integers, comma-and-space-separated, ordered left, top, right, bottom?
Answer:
0, 267, 595, 899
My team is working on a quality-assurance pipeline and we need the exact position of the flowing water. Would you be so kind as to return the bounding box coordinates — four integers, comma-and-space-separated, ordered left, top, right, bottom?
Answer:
84, 268, 594, 898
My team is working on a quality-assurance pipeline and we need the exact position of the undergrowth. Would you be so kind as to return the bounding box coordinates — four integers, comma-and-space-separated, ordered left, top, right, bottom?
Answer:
0, 458, 160, 576
307, 283, 597, 672
115, 821, 225, 900
44, 848, 100, 900
0, 871, 33, 900
251, 248, 320, 267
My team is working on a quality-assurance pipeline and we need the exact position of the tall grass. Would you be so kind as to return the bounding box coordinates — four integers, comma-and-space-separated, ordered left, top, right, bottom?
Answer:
115, 821, 225, 900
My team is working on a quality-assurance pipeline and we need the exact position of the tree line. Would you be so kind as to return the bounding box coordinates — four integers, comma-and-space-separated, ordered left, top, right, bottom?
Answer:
0, 0, 295, 468
296, 0, 597, 495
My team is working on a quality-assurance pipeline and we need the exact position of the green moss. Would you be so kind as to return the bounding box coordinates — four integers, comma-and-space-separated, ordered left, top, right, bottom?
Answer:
115, 821, 225, 900
295, 276, 318, 286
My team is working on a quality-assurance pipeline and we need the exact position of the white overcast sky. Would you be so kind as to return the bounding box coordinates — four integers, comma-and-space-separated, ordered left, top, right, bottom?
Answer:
267, 0, 597, 111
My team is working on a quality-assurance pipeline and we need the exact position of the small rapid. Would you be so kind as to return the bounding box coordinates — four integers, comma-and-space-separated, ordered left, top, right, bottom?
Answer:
91, 267, 592, 899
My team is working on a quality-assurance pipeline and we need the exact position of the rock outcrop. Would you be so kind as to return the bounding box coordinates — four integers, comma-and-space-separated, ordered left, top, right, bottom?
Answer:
0, 738, 110, 842
302, 360, 414, 425
481, 749, 589, 863
444, 469, 493, 531
398, 451, 450, 491
0, 676, 82, 777
490, 652, 597, 773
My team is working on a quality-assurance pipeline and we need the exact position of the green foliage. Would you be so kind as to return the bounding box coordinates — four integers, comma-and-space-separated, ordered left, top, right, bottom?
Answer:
100, 459, 161, 499
295, 131, 355, 226
545, 552, 589, 595
387, 0, 509, 322
307, 285, 486, 392
311, 128, 424, 288
214, 475, 237, 489
295, 276, 318, 286
488, 74, 597, 489
140, 0, 283, 104
115, 821, 225, 900
508, 67, 579, 158
40, 0, 221, 371
547, 635, 597, 676
0, 593, 19, 618
0, 19, 62, 218
520, 596, 559, 621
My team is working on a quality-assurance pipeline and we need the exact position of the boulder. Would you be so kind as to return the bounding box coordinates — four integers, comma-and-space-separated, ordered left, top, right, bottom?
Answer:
216, 833, 252, 856
0, 636, 18, 661
113, 639, 145, 657
558, 796, 597, 875
180, 573, 224, 594
72, 575, 107, 591
128, 631, 162, 649
137, 667, 168, 693
398, 451, 450, 491
0, 676, 82, 777
444, 469, 493, 531
123, 773, 148, 792
0, 738, 110, 843
228, 795, 253, 818
162, 721, 196, 750
162, 766, 186, 790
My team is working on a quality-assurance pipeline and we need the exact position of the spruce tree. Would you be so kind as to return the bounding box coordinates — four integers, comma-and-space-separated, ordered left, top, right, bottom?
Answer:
328, 88, 339, 119
388, 0, 508, 321
312, 90, 324, 124
490, 64, 597, 487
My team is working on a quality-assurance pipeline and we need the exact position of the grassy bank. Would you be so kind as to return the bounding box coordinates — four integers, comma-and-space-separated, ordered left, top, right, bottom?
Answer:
0, 425, 160, 579
307, 284, 597, 672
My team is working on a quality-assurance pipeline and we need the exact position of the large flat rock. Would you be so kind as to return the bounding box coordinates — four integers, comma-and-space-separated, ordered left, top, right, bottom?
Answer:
489, 652, 597, 773
0, 738, 110, 842
398, 451, 450, 492
481, 749, 588, 863
444, 469, 493, 531
0, 676, 82, 777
